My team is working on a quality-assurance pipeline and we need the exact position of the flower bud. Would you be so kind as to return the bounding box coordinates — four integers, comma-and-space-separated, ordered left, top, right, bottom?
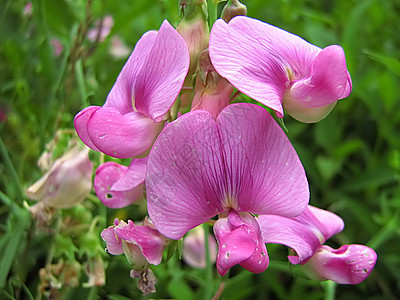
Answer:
27, 146, 93, 208
221, 0, 247, 23
191, 49, 234, 119
303, 244, 377, 284
177, 0, 210, 77
183, 226, 217, 268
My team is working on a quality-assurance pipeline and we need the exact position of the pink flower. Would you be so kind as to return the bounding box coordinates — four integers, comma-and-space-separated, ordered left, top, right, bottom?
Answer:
101, 218, 171, 271
257, 205, 377, 284
74, 20, 189, 158
93, 158, 146, 208
146, 103, 309, 275
183, 226, 217, 268
209, 16, 352, 123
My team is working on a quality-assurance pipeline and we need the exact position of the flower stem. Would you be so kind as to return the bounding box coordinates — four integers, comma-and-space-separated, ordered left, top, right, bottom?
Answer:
323, 280, 337, 300
203, 224, 213, 300
207, 0, 219, 28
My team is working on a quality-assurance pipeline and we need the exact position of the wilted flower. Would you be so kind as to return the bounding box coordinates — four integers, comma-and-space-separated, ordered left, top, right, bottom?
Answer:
146, 103, 309, 276
26, 146, 93, 208
258, 205, 377, 284
183, 226, 217, 268
209, 16, 352, 123
221, 0, 247, 23
93, 158, 146, 208
74, 20, 189, 158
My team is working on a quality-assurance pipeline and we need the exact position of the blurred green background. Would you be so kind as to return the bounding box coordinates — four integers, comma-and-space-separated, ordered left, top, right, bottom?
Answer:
1, 0, 399, 299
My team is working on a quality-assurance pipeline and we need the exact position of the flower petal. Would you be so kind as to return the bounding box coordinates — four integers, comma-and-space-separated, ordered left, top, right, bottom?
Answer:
115, 220, 170, 265
306, 244, 377, 284
101, 220, 124, 255
87, 107, 163, 158
103, 30, 158, 115
111, 158, 147, 191
217, 104, 309, 216
289, 45, 350, 108
209, 16, 319, 117
133, 20, 190, 122
214, 211, 269, 276
147, 110, 224, 239
94, 162, 144, 208
258, 205, 344, 264
74, 106, 101, 151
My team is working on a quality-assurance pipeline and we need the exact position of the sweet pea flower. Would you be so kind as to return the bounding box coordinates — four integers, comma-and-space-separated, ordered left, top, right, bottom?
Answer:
93, 158, 146, 208
101, 218, 171, 271
209, 16, 352, 123
258, 205, 377, 284
74, 20, 189, 158
146, 103, 309, 276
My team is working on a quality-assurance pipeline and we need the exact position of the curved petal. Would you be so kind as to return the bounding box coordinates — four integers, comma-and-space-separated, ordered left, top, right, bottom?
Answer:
306, 244, 377, 284
214, 211, 269, 276
101, 219, 124, 255
289, 45, 350, 108
112, 157, 147, 191
217, 104, 309, 216
115, 220, 170, 265
94, 162, 144, 208
147, 110, 225, 239
209, 16, 319, 117
183, 226, 217, 268
104, 30, 158, 114
147, 103, 309, 239
258, 205, 344, 264
74, 106, 101, 151
87, 107, 163, 158
134, 20, 190, 122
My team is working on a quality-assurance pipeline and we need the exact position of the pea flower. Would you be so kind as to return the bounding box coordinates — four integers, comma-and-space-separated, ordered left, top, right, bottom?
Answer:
146, 103, 309, 276
101, 218, 171, 271
258, 205, 377, 284
209, 16, 352, 123
74, 20, 189, 158
93, 158, 146, 208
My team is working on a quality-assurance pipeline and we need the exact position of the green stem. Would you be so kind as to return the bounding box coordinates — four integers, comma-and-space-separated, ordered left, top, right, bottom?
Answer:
203, 224, 213, 300
207, 0, 219, 27
323, 280, 337, 300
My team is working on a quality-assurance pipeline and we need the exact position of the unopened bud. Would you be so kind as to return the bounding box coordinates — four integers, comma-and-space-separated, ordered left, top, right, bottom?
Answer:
221, 0, 247, 23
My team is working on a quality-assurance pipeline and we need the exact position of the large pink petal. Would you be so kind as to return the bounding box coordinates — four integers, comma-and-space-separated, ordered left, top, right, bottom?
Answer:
306, 245, 377, 284
146, 111, 225, 239
217, 104, 309, 216
94, 162, 144, 208
103, 30, 158, 114
133, 20, 190, 122
87, 107, 163, 158
74, 106, 101, 151
289, 45, 350, 108
147, 103, 309, 239
258, 205, 344, 264
209, 16, 319, 117
115, 220, 170, 265
111, 158, 147, 191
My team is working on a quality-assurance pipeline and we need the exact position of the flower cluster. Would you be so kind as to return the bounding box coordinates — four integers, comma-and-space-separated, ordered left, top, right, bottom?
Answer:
73, 0, 376, 295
